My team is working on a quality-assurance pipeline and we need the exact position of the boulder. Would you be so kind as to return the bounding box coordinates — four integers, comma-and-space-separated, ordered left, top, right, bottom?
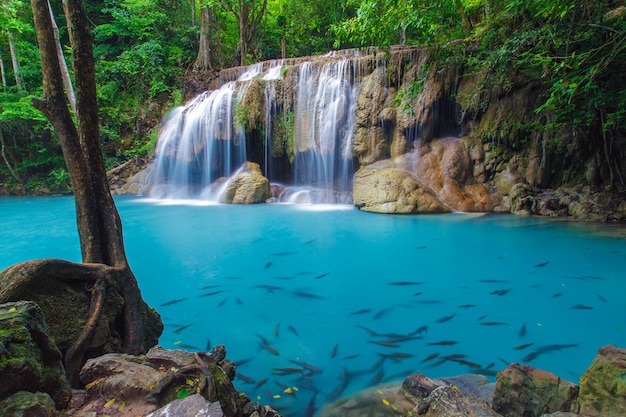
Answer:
577, 344, 626, 416
0, 391, 58, 417
0, 301, 71, 409
353, 166, 449, 213
402, 373, 501, 417
492, 363, 578, 417
220, 162, 270, 204
146, 394, 223, 417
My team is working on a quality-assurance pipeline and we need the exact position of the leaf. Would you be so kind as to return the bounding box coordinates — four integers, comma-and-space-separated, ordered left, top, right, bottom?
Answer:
104, 398, 116, 408
118, 401, 127, 411
177, 389, 190, 400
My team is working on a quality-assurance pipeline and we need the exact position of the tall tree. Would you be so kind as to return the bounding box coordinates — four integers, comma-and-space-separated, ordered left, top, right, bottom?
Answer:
219, 0, 267, 66
0, 0, 162, 385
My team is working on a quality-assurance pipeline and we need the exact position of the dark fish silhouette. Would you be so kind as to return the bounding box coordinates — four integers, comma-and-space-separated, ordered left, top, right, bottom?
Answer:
409, 325, 429, 335
315, 272, 330, 279
371, 368, 384, 384
377, 352, 414, 361
254, 378, 268, 389
273, 323, 280, 337
272, 251, 297, 256
369, 340, 399, 348
173, 324, 192, 334
388, 281, 424, 286
218, 299, 226, 307
373, 308, 393, 320
257, 341, 279, 356
198, 284, 221, 290
272, 367, 304, 375
205, 339, 211, 351
552, 293, 563, 298
416, 246, 427, 249
199, 290, 226, 297
514, 343, 534, 350
479, 279, 509, 283
350, 308, 371, 315
264, 262, 273, 269
595, 293, 608, 303
480, 321, 509, 326
490, 288, 512, 296
291, 290, 325, 299
412, 292, 423, 297
253, 284, 283, 291
519, 323, 527, 338
330, 344, 339, 358
458, 304, 476, 309
287, 325, 299, 336
234, 358, 252, 367
571, 304, 594, 310
535, 261, 549, 267
420, 352, 440, 363
436, 314, 456, 323
427, 340, 458, 346
304, 394, 317, 417
236, 373, 256, 384
235, 297, 244, 305
160, 298, 188, 306
289, 359, 322, 374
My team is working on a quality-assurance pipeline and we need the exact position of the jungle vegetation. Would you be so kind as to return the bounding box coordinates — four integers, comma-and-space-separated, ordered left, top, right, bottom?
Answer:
1, 0, 625, 192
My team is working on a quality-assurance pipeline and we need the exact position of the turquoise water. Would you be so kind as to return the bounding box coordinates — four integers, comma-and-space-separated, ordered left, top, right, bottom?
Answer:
1, 196, 625, 415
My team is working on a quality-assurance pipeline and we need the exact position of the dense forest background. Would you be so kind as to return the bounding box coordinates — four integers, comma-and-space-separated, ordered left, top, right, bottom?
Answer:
1, 0, 625, 194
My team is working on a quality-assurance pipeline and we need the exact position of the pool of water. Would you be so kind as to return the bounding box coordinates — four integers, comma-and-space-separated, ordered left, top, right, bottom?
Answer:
1, 195, 625, 415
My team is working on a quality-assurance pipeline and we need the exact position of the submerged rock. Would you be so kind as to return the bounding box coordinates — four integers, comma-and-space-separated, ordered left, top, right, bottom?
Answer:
0, 301, 71, 410
578, 344, 626, 416
0, 391, 58, 417
146, 394, 223, 417
492, 363, 578, 417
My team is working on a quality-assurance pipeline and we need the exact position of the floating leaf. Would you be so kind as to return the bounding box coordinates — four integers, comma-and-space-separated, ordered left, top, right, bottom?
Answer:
177, 389, 190, 400
104, 398, 116, 408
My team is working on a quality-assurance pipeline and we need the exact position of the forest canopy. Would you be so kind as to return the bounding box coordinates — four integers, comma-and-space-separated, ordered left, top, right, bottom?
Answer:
1, 0, 625, 192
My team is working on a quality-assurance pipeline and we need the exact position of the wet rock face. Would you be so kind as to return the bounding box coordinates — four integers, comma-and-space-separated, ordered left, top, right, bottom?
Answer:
578, 344, 626, 416
0, 301, 72, 410
492, 362, 578, 417
220, 162, 270, 204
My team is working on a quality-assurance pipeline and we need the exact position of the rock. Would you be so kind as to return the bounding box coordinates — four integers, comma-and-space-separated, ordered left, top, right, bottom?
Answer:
316, 382, 418, 417
353, 166, 449, 213
0, 301, 71, 409
437, 374, 496, 405
146, 394, 223, 417
0, 391, 58, 417
492, 363, 578, 417
577, 344, 626, 416
220, 162, 270, 204
402, 373, 501, 417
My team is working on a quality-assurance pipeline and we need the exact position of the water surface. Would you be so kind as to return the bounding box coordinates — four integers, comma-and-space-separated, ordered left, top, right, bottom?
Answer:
1, 196, 625, 415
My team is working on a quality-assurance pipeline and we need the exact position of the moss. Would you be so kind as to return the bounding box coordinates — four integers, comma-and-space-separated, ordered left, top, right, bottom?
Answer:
271, 111, 296, 162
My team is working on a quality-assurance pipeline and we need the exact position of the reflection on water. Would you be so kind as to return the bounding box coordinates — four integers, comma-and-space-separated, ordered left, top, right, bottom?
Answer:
1, 196, 625, 415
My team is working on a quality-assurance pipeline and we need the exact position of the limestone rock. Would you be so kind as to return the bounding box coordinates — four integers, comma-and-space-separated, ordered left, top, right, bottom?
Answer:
578, 344, 626, 416
0, 301, 71, 409
220, 162, 270, 204
146, 394, 223, 417
402, 373, 501, 417
353, 166, 449, 214
0, 391, 58, 417
492, 363, 578, 417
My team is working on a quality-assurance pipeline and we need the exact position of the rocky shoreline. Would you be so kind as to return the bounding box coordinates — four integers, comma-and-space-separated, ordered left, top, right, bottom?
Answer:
2, 300, 625, 417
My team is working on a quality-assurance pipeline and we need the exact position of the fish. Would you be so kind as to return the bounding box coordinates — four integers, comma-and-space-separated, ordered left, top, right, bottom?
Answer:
447, 358, 482, 368
289, 360, 323, 374
272, 367, 304, 375
436, 314, 456, 323
160, 297, 188, 306
173, 324, 192, 334
350, 309, 371, 315
254, 378, 268, 389
416, 246, 427, 249
480, 321, 509, 326
567, 275, 606, 281
595, 293, 608, 303
272, 251, 297, 256
420, 352, 440, 363
552, 293, 563, 298
377, 352, 414, 361
198, 290, 226, 297
412, 292, 423, 297
458, 304, 476, 309
315, 272, 330, 279
273, 323, 280, 337
291, 290, 325, 299
234, 358, 252, 367
287, 325, 299, 336
304, 394, 316, 417
535, 261, 549, 267
369, 340, 399, 348
371, 369, 384, 384
479, 279, 509, 283
253, 285, 283, 291
490, 288, 512, 296
257, 342, 280, 356
471, 368, 498, 377
388, 281, 424, 286
571, 304, 594, 310
198, 284, 221, 290
264, 262, 273, 269
427, 340, 458, 346
235, 297, 244, 305
342, 354, 360, 360
519, 323, 527, 338
330, 344, 339, 358
409, 325, 429, 335
357, 325, 379, 336
373, 308, 393, 320
236, 373, 256, 384
218, 299, 227, 307
205, 339, 211, 351
514, 343, 535, 350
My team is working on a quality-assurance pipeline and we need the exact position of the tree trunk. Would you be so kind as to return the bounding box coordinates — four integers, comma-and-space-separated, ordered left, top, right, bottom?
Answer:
49, 0, 76, 113
194, 6, 213, 71
7, 30, 22, 90
239, 0, 249, 66
0, 0, 163, 386
0, 47, 6, 91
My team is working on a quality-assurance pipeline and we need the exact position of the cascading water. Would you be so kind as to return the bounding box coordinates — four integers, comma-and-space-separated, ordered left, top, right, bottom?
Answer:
150, 55, 361, 203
